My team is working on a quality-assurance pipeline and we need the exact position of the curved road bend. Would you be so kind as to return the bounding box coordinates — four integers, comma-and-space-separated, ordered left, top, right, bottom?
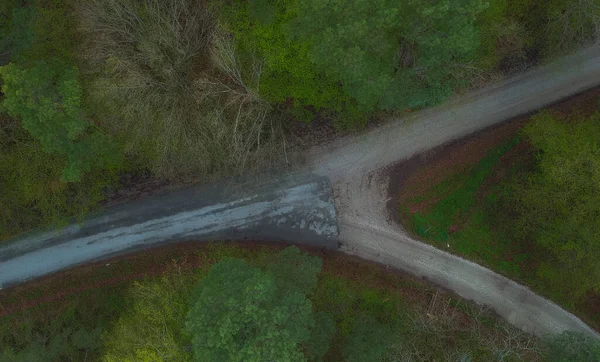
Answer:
307, 46, 600, 337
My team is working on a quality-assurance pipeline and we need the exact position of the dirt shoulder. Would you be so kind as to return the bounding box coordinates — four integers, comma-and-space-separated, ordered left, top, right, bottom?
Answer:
0, 242, 429, 316
385, 87, 600, 332
388, 86, 600, 221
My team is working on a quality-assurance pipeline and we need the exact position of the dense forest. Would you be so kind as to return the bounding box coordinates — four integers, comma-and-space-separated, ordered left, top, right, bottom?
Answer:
1, 0, 598, 239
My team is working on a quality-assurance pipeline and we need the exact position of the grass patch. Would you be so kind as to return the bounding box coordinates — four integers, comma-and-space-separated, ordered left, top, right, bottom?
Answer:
401, 137, 533, 280
406, 136, 520, 242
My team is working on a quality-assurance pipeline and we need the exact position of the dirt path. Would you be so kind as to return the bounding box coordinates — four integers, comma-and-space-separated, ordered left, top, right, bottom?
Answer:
306, 46, 600, 337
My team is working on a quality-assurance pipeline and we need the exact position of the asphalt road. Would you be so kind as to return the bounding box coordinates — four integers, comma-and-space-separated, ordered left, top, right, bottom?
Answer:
0, 175, 338, 288
2, 46, 600, 337
307, 46, 600, 337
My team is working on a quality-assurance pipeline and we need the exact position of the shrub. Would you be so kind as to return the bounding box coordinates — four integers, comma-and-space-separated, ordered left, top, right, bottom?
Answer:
101, 272, 195, 362
501, 111, 600, 300
544, 331, 600, 362
294, 0, 489, 112
0, 61, 121, 182
219, 0, 352, 126
77, 0, 282, 178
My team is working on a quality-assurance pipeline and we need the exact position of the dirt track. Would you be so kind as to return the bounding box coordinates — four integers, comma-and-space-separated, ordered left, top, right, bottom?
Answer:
306, 46, 600, 337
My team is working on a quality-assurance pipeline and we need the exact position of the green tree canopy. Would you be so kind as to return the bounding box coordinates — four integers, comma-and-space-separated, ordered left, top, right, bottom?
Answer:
264, 244, 323, 295
0, 61, 120, 182
293, 0, 488, 111
186, 259, 311, 361
221, 0, 350, 124
186, 247, 334, 362
506, 111, 600, 299
101, 274, 194, 362
99, 247, 333, 362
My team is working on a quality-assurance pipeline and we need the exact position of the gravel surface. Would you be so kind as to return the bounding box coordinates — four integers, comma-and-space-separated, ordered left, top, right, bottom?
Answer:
306, 46, 600, 337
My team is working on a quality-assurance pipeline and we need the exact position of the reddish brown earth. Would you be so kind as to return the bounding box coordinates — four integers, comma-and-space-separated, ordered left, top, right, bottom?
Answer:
0, 241, 487, 332
389, 87, 600, 224
386, 86, 600, 332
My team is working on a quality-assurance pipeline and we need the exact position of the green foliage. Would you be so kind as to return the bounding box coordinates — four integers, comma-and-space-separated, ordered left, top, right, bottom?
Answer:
0, 280, 125, 361
294, 0, 488, 111
501, 0, 600, 59
503, 112, 600, 300
476, 0, 530, 70
21, 0, 77, 64
263, 246, 334, 361
544, 331, 600, 362
0, 0, 123, 239
97, 246, 332, 362
1, 244, 542, 362
102, 273, 194, 362
0, 125, 115, 239
0, 0, 77, 65
221, 0, 351, 125
305, 312, 336, 361
0, 61, 121, 182
0, 3, 35, 65
185, 258, 315, 361
264, 245, 323, 295
342, 315, 395, 362
0, 344, 47, 362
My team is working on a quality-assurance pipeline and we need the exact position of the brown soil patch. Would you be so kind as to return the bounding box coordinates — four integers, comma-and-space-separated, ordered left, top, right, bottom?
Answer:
403, 119, 526, 196
387, 86, 600, 224
549, 87, 600, 119
387, 117, 527, 225
474, 140, 533, 205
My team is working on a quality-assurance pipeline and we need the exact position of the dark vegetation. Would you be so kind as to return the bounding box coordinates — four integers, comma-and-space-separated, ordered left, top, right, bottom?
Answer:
398, 91, 600, 332
1, 1, 599, 358
5, 242, 593, 361
1, 0, 599, 239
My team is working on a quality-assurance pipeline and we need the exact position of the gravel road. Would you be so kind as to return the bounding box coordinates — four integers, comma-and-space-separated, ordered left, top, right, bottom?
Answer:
2, 46, 599, 338
306, 46, 600, 337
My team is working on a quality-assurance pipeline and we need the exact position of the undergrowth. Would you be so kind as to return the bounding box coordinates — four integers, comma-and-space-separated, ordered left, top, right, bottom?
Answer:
0, 244, 543, 361
77, 0, 284, 179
